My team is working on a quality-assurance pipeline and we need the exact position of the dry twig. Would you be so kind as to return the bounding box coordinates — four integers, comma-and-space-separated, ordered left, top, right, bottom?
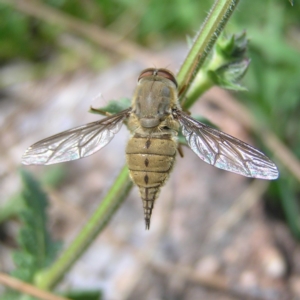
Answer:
0, 272, 70, 300
150, 260, 283, 300
150, 260, 229, 291
209, 180, 269, 241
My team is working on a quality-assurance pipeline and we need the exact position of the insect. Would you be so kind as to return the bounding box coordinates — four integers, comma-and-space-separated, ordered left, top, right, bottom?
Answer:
22, 68, 279, 229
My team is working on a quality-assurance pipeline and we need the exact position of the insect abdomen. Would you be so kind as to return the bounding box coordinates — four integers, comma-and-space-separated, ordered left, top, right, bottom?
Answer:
126, 135, 177, 229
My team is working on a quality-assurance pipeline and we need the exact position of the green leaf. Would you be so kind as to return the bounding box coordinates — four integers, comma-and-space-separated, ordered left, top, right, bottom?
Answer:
0, 166, 65, 224
184, 31, 250, 108
206, 32, 250, 91
89, 98, 131, 115
207, 59, 250, 91
215, 32, 248, 61
63, 290, 102, 300
11, 169, 61, 284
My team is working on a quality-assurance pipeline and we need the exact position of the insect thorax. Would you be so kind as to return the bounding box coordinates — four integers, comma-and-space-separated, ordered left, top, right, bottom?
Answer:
131, 74, 179, 128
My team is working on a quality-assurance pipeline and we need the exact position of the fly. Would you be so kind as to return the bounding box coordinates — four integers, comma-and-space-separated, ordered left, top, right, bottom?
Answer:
22, 68, 279, 229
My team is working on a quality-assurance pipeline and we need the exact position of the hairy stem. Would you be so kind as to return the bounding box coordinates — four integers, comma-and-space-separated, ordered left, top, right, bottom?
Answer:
177, 0, 240, 107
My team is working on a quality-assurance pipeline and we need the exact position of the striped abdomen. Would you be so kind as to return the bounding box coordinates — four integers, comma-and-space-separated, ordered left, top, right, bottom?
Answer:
126, 135, 177, 229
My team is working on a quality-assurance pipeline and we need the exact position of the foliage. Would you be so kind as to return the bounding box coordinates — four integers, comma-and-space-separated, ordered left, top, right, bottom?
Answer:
0, 0, 211, 64
12, 170, 61, 282
0, 166, 66, 224
1, 170, 104, 299
0, 4, 58, 63
63, 290, 102, 300
1, 170, 61, 299
235, 2, 300, 235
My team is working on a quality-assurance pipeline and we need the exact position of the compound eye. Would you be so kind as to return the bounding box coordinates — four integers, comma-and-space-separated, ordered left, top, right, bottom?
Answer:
138, 68, 156, 81
156, 69, 177, 87
161, 86, 170, 97
138, 68, 178, 87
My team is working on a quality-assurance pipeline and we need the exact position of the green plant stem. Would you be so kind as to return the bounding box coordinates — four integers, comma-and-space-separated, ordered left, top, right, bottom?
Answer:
35, 165, 133, 290
183, 71, 214, 110
177, 0, 240, 108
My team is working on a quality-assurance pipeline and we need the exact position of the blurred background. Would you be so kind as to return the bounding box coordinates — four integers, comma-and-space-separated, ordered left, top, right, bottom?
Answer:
0, 0, 300, 299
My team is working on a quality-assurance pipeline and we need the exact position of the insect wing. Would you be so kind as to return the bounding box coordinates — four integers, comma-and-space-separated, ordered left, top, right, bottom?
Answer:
22, 109, 131, 165
176, 111, 279, 179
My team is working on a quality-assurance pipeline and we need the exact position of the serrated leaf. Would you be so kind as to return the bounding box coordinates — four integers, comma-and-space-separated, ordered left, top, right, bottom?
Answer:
216, 31, 248, 60
11, 169, 61, 283
207, 59, 250, 91
0, 167, 65, 224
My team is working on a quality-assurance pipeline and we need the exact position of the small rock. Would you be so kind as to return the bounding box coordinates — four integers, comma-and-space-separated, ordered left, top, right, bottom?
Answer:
260, 246, 286, 278
240, 270, 258, 288
195, 255, 220, 275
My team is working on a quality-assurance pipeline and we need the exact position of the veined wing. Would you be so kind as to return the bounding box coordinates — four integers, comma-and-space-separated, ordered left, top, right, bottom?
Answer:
176, 110, 279, 179
22, 108, 131, 165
